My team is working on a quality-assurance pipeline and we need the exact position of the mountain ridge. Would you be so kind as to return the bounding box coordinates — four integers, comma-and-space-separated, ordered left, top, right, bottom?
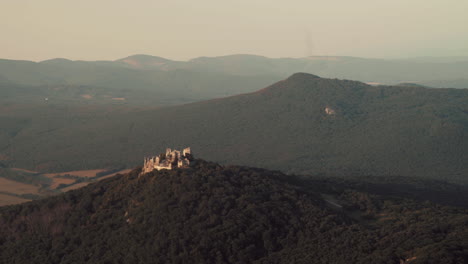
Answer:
2, 73, 467, 183
2, 54, 468, 87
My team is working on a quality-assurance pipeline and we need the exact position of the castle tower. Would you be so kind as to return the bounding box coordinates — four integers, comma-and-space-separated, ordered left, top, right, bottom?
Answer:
183, 147, 191, 157
141, 147, 193, 176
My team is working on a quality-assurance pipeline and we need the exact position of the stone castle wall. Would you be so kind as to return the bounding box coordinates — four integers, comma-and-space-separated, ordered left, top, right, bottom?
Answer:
142, 147, 192, 174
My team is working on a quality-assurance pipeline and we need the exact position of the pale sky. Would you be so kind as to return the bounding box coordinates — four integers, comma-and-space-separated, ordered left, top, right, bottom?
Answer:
1, 0, 467, 61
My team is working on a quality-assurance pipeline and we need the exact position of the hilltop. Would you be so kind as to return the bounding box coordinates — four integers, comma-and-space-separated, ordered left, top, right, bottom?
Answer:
1, 54, 468, 97
0, 161, 467, 263
2, 73, 467, 183
1, 54, 467, 114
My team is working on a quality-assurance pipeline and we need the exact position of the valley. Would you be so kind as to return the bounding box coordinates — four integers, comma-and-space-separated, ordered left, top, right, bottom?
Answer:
0, 167, 131, 205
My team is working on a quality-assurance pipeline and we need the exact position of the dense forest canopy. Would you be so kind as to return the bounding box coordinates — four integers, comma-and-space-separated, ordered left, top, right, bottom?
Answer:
0, 161, 467, 263
2, 73, 467, 183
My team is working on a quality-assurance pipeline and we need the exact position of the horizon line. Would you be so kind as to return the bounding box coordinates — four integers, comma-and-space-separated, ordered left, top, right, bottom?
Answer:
2, 53, 468, 63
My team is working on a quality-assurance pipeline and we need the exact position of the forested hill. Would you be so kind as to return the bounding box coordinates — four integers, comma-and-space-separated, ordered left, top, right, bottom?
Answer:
0, 161, 467, 263
4, 73, 467, 183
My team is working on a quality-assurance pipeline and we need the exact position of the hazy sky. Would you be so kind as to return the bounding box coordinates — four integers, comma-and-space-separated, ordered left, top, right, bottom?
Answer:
1, 0, 468, 61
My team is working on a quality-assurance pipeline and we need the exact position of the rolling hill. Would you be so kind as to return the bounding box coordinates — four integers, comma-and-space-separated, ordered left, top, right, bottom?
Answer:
2, 73, 467, 183
118, 54, 468, 87
0, 58, 279, 106
1, 54, 468, 107
116, 54, 468, 85
420, 79, 468, 89
1, 161, 467, 263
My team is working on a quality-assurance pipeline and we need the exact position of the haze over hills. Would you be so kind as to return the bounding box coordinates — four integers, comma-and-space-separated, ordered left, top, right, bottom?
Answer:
420, 79, 468, 89
1, 54, 467, 105
2, 73, 467, 183
1, 161, 467, 263
116, 54, 468, 85
1, 54, 467, 121
0, 57, 279, 106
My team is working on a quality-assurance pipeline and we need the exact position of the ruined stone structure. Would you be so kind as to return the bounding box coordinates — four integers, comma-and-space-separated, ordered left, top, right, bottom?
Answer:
142, 147, 192, 174
324, 106, 336, 115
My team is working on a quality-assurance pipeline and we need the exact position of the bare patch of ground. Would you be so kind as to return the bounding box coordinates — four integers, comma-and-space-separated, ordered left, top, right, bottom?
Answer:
0, 177, 40, 194
49, 178, 76, 190
99, 169, 132, 180
0, 193, 30, 207
0, 168, 132, 205
44, 169, 107, 178
60, 182, 91, 192
59, 169, 131, 192
11, 168, 38, 174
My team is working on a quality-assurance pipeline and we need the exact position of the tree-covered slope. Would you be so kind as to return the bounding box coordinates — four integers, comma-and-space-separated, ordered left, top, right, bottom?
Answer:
0, 161, 467, 263
3, 73, 467, 182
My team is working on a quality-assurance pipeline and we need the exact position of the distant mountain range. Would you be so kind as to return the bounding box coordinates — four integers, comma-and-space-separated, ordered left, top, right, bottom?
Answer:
1, 54, 467, 112
118, 54, 468, 84
0, 55, 468, 92
2, 73, 467, 183
1, 161, 467, 263
0, 56, 279, 106
420, 79, 468, 89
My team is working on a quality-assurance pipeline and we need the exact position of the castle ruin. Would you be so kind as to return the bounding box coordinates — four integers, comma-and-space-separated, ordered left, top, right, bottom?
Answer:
142, 147, 193, 174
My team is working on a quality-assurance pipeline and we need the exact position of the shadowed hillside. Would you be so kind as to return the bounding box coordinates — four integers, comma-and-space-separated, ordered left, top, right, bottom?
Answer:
0, 161, 467, 263
2, 73, 467, 183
